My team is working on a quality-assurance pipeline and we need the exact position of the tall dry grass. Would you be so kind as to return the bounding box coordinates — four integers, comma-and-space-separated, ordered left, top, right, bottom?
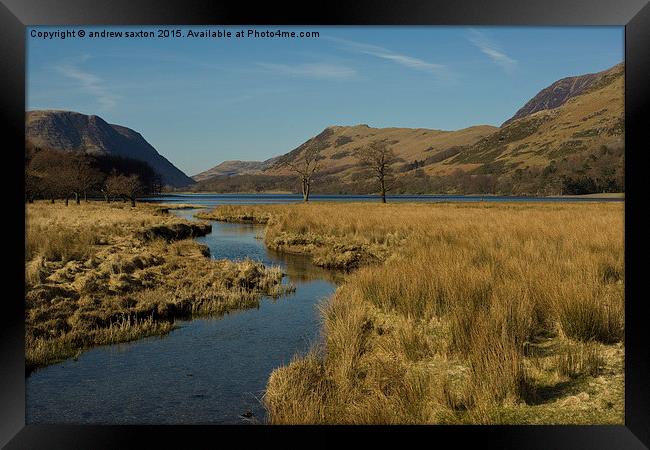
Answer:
239, 202, 626, 424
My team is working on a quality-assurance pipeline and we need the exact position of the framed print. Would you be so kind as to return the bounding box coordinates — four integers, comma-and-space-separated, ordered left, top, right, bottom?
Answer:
1, 0, 648, 448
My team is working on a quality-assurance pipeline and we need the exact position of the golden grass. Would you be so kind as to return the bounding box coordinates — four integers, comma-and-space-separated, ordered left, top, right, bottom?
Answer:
25, 201, 290, 372
202, 202, 624, 424
198, 204, 408, 269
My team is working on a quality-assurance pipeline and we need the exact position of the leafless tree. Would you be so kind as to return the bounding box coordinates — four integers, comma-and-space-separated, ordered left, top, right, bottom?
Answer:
105, 173, 144, 207
356, 141, 398, 203
67, 154, 103, 203
277, 145, 323, 202
100, 170, 117, 202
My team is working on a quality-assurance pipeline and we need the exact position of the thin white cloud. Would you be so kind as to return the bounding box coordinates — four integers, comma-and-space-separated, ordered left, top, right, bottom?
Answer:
56, 59, 117, 110
467, 29, 517, 74
256, 62, 357, 80
325, 36, 450, 77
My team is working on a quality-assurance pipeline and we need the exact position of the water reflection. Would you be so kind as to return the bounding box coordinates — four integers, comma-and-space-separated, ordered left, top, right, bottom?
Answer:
267, 248, 345, 285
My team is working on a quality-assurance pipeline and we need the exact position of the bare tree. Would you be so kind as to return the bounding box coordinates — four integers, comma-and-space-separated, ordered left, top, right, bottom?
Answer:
122, 174, 144, 207
68, 154, 103, 203
277, 145, 323, 202
105, 173, 143, 207
101, 170, 117, 202
356, 141, 398, 203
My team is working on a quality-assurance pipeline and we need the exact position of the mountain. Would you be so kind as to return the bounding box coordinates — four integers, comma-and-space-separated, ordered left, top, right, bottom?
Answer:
450, 63, 623, 172
25, 110, 194, 187
193, 124, 497, 185
264, 124, 497, 181
192, 62, 624, 195
502, 63, 623, 126
193, 159, 274, 182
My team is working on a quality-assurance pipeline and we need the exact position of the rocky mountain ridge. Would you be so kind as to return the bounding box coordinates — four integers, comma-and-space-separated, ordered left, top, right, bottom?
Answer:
26, 110, 194, 187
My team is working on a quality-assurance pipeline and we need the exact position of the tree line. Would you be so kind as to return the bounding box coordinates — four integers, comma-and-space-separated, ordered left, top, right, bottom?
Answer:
25, 144, 162, 206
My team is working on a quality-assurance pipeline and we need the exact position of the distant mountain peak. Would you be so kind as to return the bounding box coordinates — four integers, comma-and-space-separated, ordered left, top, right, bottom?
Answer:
502, 63, 623, 127
192, 160, 268, 181
25, 110, 194, 187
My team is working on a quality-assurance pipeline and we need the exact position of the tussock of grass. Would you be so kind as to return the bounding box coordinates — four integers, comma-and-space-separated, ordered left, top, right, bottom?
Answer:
25, 202, 291, 373
252, 202, 624, 424
553, 283, 624, 343
197, 206, 271, 224
555, 341, 604, 379
263, 352, 332, 424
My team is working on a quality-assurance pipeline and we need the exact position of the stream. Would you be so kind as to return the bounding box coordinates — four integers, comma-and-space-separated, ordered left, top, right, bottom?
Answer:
26, 208, 340, 424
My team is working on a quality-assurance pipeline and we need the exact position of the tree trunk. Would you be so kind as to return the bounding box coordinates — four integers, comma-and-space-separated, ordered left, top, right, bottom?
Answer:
84, 190, 88, 202
130, 196, 136, 207
380, 177, 386, 203
65, 195, 69, 206
75, 192, 80, 205
51, 195, 55, 204
302, 179, 310, 202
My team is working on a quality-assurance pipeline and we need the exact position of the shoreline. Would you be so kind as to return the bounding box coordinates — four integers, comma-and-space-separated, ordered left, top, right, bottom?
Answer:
154, 192, 625, 200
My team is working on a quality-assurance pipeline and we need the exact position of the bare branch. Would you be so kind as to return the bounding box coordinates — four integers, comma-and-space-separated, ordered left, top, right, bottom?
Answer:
355, 140, 398, 203
277, 141, 324, 202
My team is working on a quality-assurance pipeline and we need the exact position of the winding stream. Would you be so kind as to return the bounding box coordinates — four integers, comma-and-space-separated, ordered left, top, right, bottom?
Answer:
26, 208, 340, 424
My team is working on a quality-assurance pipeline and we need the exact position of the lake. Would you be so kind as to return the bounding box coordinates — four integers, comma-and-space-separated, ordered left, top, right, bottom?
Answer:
141, 192, 623, 207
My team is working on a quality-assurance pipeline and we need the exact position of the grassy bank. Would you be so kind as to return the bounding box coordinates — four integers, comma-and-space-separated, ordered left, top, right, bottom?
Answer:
201, 202, 624, 424
25, 201, 290, 373
197, 204, 408, 270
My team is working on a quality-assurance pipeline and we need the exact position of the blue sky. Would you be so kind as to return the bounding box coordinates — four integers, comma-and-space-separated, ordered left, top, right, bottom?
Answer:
26, 26, 623, 176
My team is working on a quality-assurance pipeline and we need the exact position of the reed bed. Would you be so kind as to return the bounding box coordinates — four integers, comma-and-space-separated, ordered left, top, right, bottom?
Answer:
202, 201, 624, 424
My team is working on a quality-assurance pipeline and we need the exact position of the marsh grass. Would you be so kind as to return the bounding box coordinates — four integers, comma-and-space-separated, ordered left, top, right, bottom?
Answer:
555, 341, 604, 378
211, 202, 625, 424
25, 201, 290, 372
553, 283, 624, 343
26, 225, 100, 262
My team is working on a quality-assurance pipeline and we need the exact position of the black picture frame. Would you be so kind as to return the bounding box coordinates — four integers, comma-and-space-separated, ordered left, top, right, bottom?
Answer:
1, 0, 648, 447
